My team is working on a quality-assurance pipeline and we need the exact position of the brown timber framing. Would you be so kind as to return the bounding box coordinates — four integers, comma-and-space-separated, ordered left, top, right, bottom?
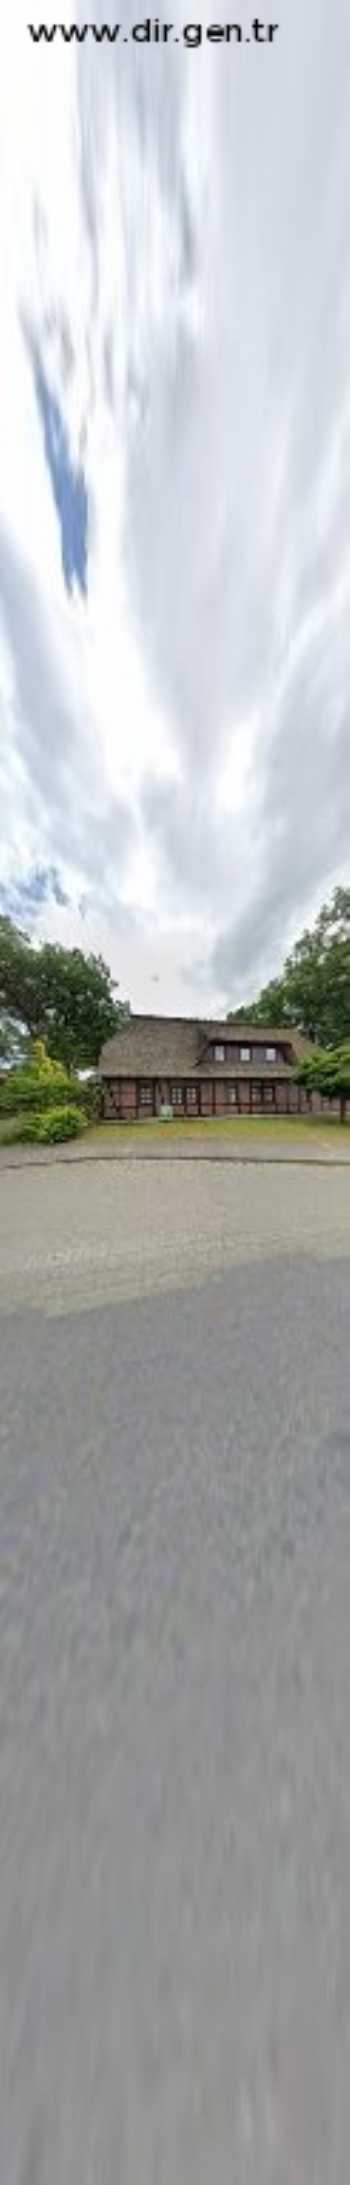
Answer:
99, 1016, 316, 1124
104, 1074, 318, 1121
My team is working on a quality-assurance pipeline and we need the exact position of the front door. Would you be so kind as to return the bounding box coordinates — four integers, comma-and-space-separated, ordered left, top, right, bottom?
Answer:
186, 1084, 199, 1117
156, 1081, 172, 1116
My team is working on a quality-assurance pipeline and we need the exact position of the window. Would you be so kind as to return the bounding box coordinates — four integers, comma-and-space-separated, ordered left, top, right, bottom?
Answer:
265, 1046, 276, 1062
215, 1044, 225, 1062
229, 1086, 237, 1104
240, 1046, 251, 1062
186, 1086, 197, 1106
172, 1086, 183, 1106
140, 1083, 152, 1107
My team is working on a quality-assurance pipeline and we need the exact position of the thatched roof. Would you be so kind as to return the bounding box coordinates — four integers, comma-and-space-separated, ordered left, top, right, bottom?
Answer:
100, 1015, 312, 1079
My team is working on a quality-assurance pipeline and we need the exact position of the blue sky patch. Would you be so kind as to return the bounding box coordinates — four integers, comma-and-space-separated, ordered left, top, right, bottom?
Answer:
0, 866, 69, 923
33, 357, 88, 596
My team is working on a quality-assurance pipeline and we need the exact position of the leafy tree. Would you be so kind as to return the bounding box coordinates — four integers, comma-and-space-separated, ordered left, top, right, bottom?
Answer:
0, 1041, 74, 1116
30, 1039, 65, 1078
0, 1012, 29, 1067
227, 977, 292, 1028
227, 887, 350, 1047
296, 1043, 350, 1124
0, 916, 128, 1070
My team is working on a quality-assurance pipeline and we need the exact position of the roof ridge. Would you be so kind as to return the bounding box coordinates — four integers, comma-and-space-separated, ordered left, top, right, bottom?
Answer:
123, 1012, 297, 1031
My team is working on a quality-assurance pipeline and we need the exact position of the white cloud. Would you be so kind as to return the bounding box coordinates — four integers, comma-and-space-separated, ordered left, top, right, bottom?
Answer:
1, 0, 350, 1014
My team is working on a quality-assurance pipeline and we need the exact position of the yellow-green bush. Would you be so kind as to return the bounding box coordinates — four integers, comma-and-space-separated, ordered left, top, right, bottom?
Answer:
13, 1105, 88, 1144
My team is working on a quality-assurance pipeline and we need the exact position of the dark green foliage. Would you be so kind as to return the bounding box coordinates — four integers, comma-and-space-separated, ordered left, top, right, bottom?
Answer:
0, 1014, 29, 1066
17, 1105, 88, 1144
0, 1040, 104, 1123
227, 887, 350, 1047
297, 1043, 350, 1121
0, 1061, 74, 1114
77, 1077, 103, 1122
0, 915, 129, 1070
36, 1105, 88, 1143
227, 979, 293, 1028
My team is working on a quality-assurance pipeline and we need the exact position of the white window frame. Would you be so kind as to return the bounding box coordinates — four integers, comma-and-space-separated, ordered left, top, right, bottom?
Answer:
240, 1046, 251, 1062
215, 1044, 225, 1062
265, 1046, 277, 1063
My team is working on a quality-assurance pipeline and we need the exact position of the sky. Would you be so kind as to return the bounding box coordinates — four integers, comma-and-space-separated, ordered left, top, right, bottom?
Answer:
1, 1, 350, 1016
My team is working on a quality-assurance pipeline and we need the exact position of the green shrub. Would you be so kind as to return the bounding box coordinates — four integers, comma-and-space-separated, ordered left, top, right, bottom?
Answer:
0, 1066, 102, 1120
77, 1077, 103, 1122
36, 1105, 88, 1143
0, 1115, 30, 1145
16, 1113, 45, 1142
11, 1104, 88, 1144
0, 1067, 75, 1115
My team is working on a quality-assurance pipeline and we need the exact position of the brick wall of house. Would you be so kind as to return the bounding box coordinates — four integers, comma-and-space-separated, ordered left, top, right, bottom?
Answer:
238, 1081, 250, 1111
213, 1081, 227, 1115
101, 1074, 341, 1123
104, 1080, 120, 1118
120, 1079, 137, 1121
199, 1084, 214, 1117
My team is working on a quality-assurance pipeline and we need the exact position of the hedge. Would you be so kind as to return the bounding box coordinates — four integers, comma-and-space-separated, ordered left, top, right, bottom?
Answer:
4, 1105, 88, 1145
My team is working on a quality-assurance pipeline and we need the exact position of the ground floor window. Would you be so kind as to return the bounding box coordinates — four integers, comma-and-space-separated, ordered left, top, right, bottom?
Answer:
139, 1083, 152, 1108
172, 1086, 183, 1106
229, 1085, 237, 1105
186, 1086, 197, 1107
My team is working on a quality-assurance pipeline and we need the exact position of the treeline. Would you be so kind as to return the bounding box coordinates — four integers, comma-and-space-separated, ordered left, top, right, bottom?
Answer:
0, 916, 129, 1071
227, 886, 350, 1048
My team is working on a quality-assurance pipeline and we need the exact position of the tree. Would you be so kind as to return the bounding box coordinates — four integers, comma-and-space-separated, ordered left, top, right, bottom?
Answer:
227, 887, 350, 1047
0, 1039, 73, 1117
227, 977, 293, 1028
296, 1043, 350, 1124
0, 916, 128, 1070
0, 1013, 29, 1067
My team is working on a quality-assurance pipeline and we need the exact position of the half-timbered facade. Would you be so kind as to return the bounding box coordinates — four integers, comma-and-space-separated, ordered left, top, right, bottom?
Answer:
99, 1016, 319, 1121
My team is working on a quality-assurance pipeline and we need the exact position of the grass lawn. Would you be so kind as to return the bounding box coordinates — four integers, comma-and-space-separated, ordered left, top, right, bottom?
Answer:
1, 1111, 349, 1152
85, 1113, 349, 1148
0, 1115, 30, 1146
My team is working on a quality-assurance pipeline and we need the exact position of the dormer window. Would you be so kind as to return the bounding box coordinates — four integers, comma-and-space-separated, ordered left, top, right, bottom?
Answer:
265, 1046, 276, 1062
215, 1044, 225, 1062
240, 1046, 251, 1062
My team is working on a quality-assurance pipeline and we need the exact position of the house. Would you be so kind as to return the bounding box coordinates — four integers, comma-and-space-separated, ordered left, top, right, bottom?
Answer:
99, 1015, 318, 1121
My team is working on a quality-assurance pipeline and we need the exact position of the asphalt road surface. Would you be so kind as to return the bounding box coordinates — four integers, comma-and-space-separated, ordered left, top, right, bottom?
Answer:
1, 1163, 350, 2182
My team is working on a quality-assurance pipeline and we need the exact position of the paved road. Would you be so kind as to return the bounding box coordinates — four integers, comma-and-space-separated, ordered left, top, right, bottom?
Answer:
1, 1166, 350, 2182
1, 1157, 350, 1314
